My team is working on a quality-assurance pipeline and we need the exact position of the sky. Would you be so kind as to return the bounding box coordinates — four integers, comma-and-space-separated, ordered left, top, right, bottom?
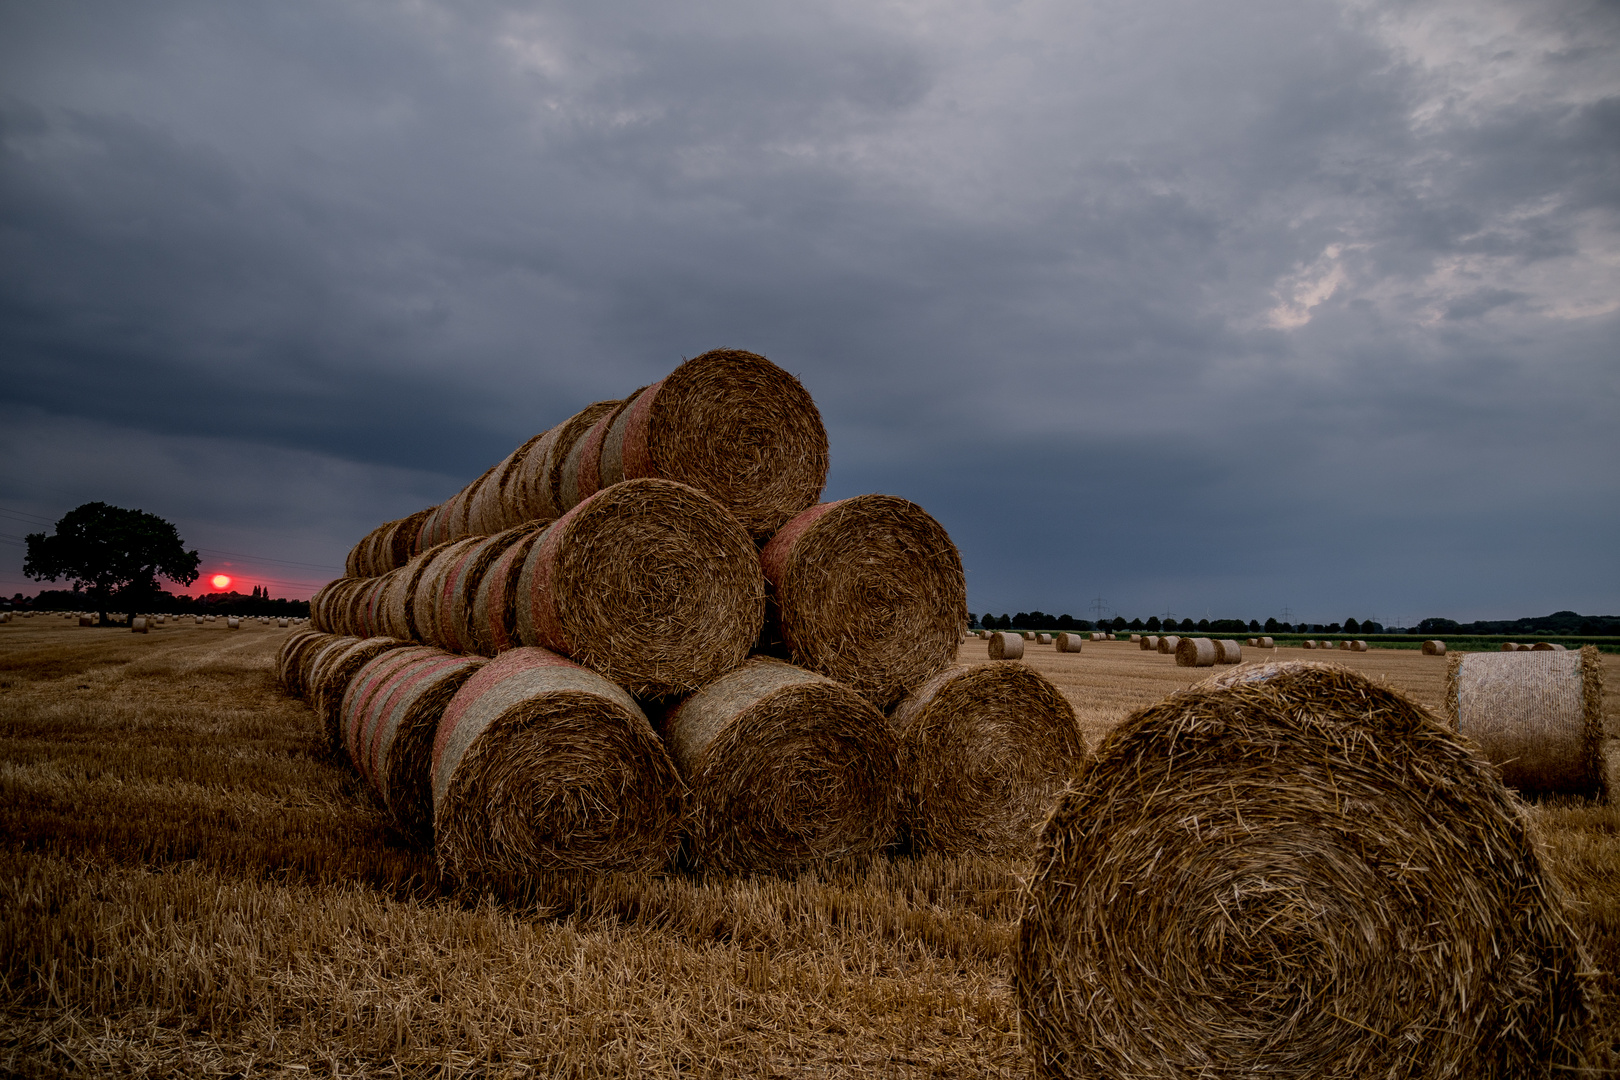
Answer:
1, 0, 1616, 627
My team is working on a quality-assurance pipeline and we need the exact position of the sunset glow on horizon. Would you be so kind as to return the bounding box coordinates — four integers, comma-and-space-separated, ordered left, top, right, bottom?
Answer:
210, 574, 232, 590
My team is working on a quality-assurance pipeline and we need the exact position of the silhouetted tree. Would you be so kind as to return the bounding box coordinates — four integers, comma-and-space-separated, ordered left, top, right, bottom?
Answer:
24, 502, 200, 625
1146, 616, 1162, 631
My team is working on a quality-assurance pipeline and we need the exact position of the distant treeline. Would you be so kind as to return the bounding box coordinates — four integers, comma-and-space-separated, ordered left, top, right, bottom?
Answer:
969, 609, 1620, 637
10, 587, 311, 618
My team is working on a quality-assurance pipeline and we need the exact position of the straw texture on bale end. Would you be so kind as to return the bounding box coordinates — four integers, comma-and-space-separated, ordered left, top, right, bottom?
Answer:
662, 657, 900, 875
517, 478, 763, 697
1445, 646, 1607, 800
586, 349, 829, 540
988, 631, 1025, 660
1016, 660, 1589, 1080
760, 494, 966, 709
1175, 637, 1217, 667
890, 662, 1087, 856
342, 647, 488, 837
432, 647, 683, 884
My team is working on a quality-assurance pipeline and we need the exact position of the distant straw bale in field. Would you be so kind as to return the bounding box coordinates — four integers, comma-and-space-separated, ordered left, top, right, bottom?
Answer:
343, 646, 488, 837
1055, 633, 1084, 653
1214, 639, 1241, 664
1423, 639, 1447, 655
1352, 639, 1369, 652
891, 662, 1087, 857
1016, 660, 1589, 1080
1037, 633, 1052, 644
1259, 636, 1274, 648
1175, 637, 1217, 667
1533, 642, 1566, 651
311, 637, 412, 754
582, 350, 830, 540
517, 479, 762, 697
760, 493, 965, 709
225, 617, 240, 630
1445, 646, 1606, 800
988, 631, 1025, 660
663, 657, 899, 875
1130, 634, 1140, 642
1503, 642, 1521, 652
1140, 635, 1157, 651
432, 647, 683, 884
131, 617, 148, 634
1157, 635, 1179, 654
1303, 639, 1317, 649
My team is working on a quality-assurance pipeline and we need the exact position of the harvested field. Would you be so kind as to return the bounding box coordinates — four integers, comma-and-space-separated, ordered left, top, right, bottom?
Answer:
1, 621, 1617, 1076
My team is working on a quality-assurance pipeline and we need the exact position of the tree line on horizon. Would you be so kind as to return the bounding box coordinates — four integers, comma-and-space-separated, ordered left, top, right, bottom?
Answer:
970, 610, 1620, 636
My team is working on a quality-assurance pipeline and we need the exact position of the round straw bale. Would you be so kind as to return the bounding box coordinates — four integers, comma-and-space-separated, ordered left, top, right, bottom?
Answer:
593, 350, 829, 540
225, 617, 240, 630
415, 501, 454, 553
1423, 639, 1447, 655
663, 657, 899, 875
1352, 639, 1369, 652
518, 478, 763, 697
432, 524, 541, 655
467, 436, 538, 535
1259, 636, 1274, 649
131, 617, 148, 633
760, 494, 965, 709
891, 662, 1087, 856
557, 391, 644, 513
311, 636, 412, 753
1175, 636, 1217, 667
529, 400, 620, 524
444, 466, 496, 542
1022, 632, 1035, 641
383, 541, 455, 642
471, 526, 547, 656
1130, 634, 1141, 642
1140, 635, 1157, 651
409, 536, 487, 651
275, 629, 325, 692
342, 646, 487, 836
1532, 642, 1566, 651
1302, 639, 1316, 649
308, 580, 340, 632
346, 521, 393, 578
1445, 646, 1606, 799
393, 507, 435, 563
1016, 660, 1589, 1079
1156, 635, 1180, 654
277, 618, 288, 628
988, 631, 1025, 660
432, 646, 683, 882
1502, 642, 1520, 652
300, 635, 360, 703
1214, 639, 1242, 664
1055, 632, 1084, 653
1037, 633, 1053, 644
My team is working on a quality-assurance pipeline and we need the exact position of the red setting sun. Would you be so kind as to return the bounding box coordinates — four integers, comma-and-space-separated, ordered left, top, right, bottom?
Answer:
210, 574, 232, 590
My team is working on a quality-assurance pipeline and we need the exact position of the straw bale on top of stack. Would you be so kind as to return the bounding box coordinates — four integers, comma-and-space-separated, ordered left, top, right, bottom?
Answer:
1017, 660, 1588, 1079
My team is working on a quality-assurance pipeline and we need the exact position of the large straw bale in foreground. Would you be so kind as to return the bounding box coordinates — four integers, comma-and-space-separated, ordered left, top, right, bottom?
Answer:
890, 662, 1087, 856
1445, 646, 1607, 800
988, 631, 1025, 660
663, 657, 900, 875
432, 647, 683, 883
586, 350, 829, 540
342, 647, 487, 837
1017, 660, 1588, 1080
761, 494, 966, 709
516, 478, 763, 697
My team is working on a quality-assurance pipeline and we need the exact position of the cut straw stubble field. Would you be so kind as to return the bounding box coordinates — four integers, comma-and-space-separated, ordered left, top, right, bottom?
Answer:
1, 623, 1618, 1076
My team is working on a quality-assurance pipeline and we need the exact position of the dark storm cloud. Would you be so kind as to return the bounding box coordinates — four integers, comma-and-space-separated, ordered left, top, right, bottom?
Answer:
1, 0, 1615, 620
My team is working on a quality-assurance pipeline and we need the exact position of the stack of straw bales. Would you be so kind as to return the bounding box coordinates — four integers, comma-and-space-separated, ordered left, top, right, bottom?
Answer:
1445, 646, 1607, 800
283, 347, 1035, 882
1016, 661, 1589, 1077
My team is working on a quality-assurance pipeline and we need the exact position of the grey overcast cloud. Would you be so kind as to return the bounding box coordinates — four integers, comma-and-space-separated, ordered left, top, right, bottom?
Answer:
1, 0, 1616, 625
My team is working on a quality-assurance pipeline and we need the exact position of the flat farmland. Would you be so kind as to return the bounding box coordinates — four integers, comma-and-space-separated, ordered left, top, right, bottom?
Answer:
1, 620, 1616, 1076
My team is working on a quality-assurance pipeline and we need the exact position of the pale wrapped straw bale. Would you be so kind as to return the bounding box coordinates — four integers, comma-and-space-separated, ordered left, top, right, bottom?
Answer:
1445, 646, 1606, 799
988, 631, 1025, 660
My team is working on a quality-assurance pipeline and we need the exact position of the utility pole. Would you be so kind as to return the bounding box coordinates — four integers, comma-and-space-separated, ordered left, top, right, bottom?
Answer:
1091, 596, 1109, 623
